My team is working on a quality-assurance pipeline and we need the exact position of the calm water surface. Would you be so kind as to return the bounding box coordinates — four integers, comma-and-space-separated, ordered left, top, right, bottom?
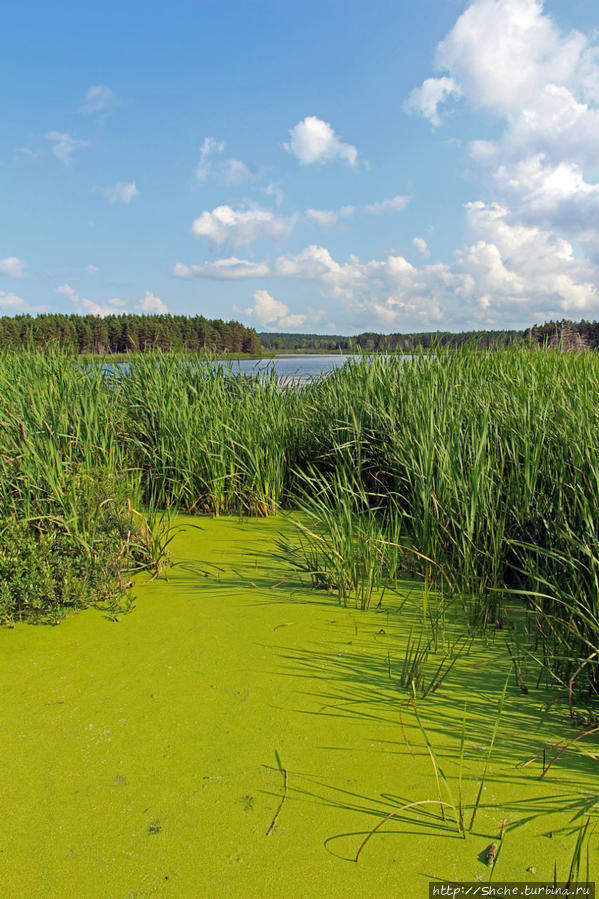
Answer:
101, 353, 415, 384
223, 353, 359, 380
102, 353, 364, 382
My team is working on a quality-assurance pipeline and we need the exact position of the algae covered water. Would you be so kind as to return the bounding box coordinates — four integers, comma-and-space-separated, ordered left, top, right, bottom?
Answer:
1, 515, 597, 897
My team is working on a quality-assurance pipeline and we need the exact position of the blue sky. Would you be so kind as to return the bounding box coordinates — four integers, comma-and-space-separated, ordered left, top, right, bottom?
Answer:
2, 0, 599, 334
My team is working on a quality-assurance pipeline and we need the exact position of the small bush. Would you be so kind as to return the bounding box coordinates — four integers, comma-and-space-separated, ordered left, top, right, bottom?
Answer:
0, 518, 132, 624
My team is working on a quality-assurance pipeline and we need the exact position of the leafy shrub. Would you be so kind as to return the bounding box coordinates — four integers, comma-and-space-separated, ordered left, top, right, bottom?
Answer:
0, 518, 132, 624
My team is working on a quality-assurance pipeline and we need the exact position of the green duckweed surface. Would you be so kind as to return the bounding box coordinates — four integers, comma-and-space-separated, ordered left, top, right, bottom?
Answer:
1, 516, 597, 898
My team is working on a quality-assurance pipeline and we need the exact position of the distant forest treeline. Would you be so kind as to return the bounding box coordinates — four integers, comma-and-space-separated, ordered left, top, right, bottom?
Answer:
260, 319, 599, 351
0, 314, 262, 354
1, 313, 599, 354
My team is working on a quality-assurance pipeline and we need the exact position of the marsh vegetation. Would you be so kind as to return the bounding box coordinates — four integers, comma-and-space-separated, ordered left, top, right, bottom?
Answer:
1, 347, 598, 713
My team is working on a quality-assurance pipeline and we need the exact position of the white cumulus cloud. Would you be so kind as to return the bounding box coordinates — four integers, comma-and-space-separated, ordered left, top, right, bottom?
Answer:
0, 257, 25, 278
178, 200, 599, 330
192, 205, 296, 247
403, 0, 599, 322
405, 76, 462, 127
243, 289, 312, 330
435, 0, 590, 116
409, 0, 599, 162
285, 116, 358, 166
136, 290, 167, 314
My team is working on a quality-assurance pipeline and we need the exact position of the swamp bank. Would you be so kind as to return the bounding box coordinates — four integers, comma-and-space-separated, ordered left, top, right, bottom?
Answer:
1, 348, 598, 893
1, 516, 597, 896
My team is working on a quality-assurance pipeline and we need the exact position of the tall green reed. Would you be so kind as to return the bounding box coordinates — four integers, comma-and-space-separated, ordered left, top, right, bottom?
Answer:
3, 343, 599, 703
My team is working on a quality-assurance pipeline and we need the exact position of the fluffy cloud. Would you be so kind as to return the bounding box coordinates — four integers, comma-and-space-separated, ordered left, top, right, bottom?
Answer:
404, 0, 599, 322
434, 0, 592, 116
100, 181, 139, 204
0, 257, 24, 278
244, 289, 307, 329
413, 237, 429, 255
136, 290, 167, 314
405, 76, 461, 127
192, 205, 296, 247
175, 200, 599, 330
366, 195, 410, 214
46, 131, 89, 164
410, 0, 599, 163
492, 155, 599, 222
409, 0, 599, 157
56, 283, 128, 317
285, 116, 358, 166
80, 85, 117, 115
457, 201, 597, 316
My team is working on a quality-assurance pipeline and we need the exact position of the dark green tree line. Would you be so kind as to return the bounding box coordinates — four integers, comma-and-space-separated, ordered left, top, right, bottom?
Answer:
0, 314, 262, 355
260, 319, 599, 352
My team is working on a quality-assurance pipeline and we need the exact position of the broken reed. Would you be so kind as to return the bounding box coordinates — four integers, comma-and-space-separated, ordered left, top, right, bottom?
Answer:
1, 346, 598, 702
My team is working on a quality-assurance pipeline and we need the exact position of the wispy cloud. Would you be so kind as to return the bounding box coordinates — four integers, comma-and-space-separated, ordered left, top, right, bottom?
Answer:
46, 131, 89, 164
366, 195, 410, 214
305, 208, 338, 227
0, 257, 25, 278
80, 85, 118, 115
196, 137, 225, 182
15, 147, 38, 161
195, 138, 254, 186
100, 181, 139, 205
0, 290, 26, 309
173, 258, 271, 280
57, 283, 126, 316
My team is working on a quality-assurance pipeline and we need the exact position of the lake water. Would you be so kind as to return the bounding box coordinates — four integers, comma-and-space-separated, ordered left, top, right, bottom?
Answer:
100, 353, 415, 384
221, 353, 359, 380
101, 353, 363, 383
